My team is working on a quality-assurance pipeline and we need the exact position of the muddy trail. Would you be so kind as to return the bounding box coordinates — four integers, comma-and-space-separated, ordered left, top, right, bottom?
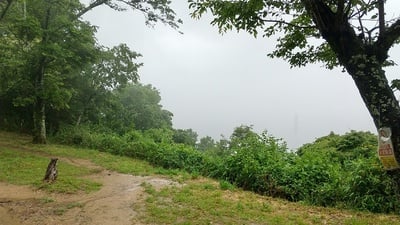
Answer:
0, 158, 179, 225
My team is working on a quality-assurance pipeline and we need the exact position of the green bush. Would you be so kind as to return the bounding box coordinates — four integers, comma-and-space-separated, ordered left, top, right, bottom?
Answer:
221, 132, 290, 196
149, 144, 206, 173
53, 126, 217, 175
219, 180, 235, 190
280, 149, 342, 205
343, 158, 400, 213
52, 126, 400, 214
52, 125, 84, 145
291, 131, 400, 212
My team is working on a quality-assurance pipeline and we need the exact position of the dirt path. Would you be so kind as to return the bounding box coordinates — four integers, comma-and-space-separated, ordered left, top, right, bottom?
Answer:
0, 159, 179, 225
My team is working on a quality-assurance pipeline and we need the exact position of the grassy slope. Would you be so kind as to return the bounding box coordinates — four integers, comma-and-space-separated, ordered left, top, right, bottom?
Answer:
0, 131, 399, 225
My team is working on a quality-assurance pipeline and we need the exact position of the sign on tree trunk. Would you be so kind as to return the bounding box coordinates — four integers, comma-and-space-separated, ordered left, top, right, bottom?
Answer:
378, 128, 399, 170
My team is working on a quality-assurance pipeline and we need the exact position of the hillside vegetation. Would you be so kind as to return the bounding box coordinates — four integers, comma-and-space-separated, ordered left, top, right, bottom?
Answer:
1, 131, 400, 224
52, 125, 400, 213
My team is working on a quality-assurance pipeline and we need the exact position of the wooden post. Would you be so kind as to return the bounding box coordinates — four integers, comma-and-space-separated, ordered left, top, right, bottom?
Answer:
43, 158, 58, 183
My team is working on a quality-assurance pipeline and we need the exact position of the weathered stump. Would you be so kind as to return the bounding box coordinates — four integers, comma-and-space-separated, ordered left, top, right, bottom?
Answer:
43, 158, 58, 183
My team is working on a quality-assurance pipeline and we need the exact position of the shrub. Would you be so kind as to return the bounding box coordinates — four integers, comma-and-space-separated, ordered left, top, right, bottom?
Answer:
293, 131, 400, 212
280, 150, 342, 205
343, 158, 400, 213
219, 180, 235, 190
221, 132, 290, 196
52, 126, 400, 214
148, 144, 206, 173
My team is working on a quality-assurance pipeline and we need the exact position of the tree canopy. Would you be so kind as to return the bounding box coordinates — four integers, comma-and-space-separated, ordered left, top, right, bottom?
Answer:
115, 84, 174, 132
189, 0, 400, 69
0, 0, 181, 143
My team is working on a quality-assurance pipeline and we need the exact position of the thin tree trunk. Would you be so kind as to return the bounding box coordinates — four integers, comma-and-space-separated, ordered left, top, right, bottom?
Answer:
33, 97, 46, 144
32, 54, 47, 144
76, 112, 82, 126
32, 6, 51, 144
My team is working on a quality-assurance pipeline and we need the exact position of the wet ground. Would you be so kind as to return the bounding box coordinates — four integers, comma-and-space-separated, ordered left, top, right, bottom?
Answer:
0, 159, 178, 225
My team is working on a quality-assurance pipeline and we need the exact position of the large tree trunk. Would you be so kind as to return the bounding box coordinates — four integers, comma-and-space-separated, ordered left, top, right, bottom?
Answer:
346, 57, 400, 164
302, 0, 400, 170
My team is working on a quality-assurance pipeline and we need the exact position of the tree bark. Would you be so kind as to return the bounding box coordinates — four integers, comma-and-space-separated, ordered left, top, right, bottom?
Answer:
32, 54, 47, 144
43, 158, 58, 182
378, 0, 385, 35
32, 96, 46, 144
346, 57, 400, 163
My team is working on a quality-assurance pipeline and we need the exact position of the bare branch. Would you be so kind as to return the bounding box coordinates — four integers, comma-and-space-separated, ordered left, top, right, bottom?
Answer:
356, 5, 366, 41
260, 18, 316, 29
378, 0, 385, 35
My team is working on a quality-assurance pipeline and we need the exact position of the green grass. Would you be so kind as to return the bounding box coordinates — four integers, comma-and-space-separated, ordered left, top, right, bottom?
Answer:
0, 132, 104, 193
1, 131, 400, 225
0, 148, 101, 193
140, 180, 289, 224
139, 179, 400, 225
32, 144, 159, 176
0, 131, 164, 175
0, 131, 185, 193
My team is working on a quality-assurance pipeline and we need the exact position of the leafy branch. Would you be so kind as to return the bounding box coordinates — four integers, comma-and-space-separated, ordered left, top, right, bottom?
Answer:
76, 0, 182, 31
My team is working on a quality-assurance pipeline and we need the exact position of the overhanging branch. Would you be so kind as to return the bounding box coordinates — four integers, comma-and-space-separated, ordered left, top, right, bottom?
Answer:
378, 0, 385, 35
260, 18, 316, 29
76, 0, 181, 31
76, 0, 107, 18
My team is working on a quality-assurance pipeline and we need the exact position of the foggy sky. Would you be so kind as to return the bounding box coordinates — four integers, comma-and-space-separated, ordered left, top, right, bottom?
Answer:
82, 1, 400, 149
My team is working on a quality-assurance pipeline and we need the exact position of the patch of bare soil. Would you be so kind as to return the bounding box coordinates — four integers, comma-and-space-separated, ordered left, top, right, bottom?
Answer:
0, 159, 180, 225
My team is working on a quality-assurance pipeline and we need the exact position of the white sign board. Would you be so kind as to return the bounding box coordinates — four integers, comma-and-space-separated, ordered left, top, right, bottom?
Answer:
378, 127, 400, 170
